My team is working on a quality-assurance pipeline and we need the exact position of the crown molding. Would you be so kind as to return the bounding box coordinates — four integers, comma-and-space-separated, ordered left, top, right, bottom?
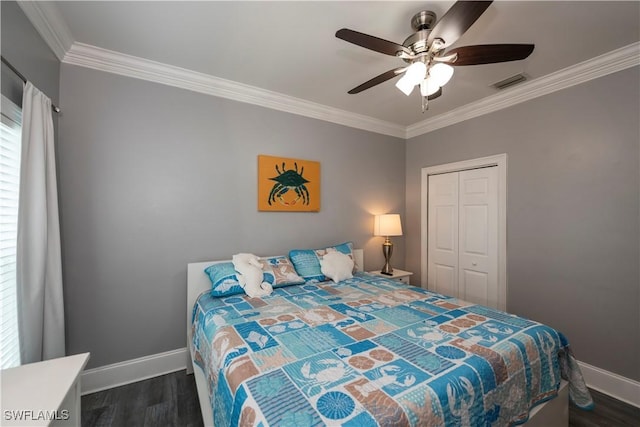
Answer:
406, 41, 640, 139
17, 0, 74, 61
20, 0, 638, 140
62, 43, 406, 139
61, 41, 639, 141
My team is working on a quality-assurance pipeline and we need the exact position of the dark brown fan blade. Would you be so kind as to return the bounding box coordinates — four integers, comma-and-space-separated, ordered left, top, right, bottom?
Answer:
336, 28, 407, 57
444, 44, 534, 65
348, 68, 405, 94
427, 87, 442, 100
428, 1, 493, 48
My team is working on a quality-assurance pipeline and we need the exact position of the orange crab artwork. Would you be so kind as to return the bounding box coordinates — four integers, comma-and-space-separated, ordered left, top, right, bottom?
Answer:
258, 155, 320, 212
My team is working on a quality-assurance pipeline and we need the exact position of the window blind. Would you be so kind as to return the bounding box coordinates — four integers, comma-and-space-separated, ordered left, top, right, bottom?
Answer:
0, 95, 22, 369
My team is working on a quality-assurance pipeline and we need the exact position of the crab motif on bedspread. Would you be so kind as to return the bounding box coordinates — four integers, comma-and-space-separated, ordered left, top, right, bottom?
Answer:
355, 365, 416, 397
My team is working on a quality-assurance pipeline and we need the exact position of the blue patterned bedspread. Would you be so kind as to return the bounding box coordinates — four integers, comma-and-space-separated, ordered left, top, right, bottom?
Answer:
191, 273, 591, 426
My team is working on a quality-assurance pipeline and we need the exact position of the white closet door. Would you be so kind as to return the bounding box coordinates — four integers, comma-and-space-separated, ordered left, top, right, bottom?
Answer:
427, 172, 459, 297
458, 167, 498, 307
427, 167, 499, 308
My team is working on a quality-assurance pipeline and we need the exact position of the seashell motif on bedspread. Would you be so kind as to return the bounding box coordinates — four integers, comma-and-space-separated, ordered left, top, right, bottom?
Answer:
191, 272, 593, 427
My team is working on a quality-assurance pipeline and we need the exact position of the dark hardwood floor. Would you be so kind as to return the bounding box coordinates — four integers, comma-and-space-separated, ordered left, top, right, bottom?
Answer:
81, 371, 203, 427
82, 371, 639, 426
569, 388, 640, 427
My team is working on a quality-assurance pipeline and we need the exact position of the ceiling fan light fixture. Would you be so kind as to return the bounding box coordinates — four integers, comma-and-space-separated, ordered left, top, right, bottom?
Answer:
405, 61, 427, 82
420, 77, 440, 97
395, 61, 426, 95
395, 75, 416, 96
429, 63, 454, 87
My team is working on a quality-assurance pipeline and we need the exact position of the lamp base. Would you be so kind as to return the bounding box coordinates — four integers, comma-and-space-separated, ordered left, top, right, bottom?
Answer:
381, 238, 394, 275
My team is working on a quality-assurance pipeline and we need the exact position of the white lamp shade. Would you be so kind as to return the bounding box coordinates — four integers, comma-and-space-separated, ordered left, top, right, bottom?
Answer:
429, 63, 454, 87
395, 62, 427, 96
420, 77, 440, 96
405, 61, 427, 81
374, 214, 403, 237
395, 74, 416, 96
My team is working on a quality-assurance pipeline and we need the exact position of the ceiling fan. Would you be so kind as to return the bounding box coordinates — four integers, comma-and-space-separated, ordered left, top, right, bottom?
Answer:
335, 1, 534, 110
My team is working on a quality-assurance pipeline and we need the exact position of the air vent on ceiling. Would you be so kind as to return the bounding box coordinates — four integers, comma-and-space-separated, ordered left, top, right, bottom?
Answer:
492, 73, 528, 90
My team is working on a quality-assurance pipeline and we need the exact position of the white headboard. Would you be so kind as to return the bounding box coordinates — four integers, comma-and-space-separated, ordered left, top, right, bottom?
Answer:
185, 249, 363, 372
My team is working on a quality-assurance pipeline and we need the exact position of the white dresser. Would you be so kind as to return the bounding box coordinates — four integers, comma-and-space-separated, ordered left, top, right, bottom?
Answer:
1, 353, 90, 426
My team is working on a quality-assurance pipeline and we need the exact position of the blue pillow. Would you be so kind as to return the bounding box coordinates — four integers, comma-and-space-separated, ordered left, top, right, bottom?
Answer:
289, 242, 354, 282
204, 262, 275, 297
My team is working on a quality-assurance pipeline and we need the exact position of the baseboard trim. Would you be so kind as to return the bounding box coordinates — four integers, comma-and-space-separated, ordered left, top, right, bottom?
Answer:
80, 348, 640, 409
80, 347, 188, 395
577, 361, 640, 408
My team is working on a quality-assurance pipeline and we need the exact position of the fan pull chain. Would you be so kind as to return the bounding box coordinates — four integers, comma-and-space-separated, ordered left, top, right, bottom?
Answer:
422, 58, 431, 113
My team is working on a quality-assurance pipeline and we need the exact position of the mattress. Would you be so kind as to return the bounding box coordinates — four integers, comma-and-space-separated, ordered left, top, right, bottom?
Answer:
191, 272, 591, 426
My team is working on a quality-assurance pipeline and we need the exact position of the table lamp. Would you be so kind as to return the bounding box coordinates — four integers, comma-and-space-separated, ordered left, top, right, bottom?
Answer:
374, 214, 403, 275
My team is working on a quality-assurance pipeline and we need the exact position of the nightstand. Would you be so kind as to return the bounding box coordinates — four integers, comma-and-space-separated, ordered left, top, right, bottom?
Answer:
368, 268, 413, 284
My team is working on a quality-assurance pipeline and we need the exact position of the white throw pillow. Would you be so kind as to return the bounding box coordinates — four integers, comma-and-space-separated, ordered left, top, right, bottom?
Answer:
320, 251, 354, 283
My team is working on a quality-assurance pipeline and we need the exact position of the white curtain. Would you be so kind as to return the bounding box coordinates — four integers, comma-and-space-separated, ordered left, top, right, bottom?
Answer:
16, 82, 65, 364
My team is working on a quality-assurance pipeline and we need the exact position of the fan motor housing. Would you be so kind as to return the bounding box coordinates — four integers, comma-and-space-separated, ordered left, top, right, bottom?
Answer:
403, 11, 437, 55
410, 10, 437, 31
403, 30, 430, 53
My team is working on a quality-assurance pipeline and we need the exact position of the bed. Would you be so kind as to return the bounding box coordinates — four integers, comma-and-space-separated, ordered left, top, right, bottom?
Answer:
187, 249, 591, 426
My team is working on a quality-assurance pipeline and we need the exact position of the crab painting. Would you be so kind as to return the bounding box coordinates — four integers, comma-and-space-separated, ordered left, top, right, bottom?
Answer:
258, 155, 319, 212
267, 162, 310, 206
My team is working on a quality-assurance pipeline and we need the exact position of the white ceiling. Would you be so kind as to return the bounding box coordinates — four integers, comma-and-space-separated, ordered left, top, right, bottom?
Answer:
50, 1, 640, 128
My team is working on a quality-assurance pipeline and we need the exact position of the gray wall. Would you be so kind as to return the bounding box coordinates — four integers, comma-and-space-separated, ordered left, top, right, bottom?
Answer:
58, 65, 406, 368
1, 1, 60, 112
405, 67, 640, 381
